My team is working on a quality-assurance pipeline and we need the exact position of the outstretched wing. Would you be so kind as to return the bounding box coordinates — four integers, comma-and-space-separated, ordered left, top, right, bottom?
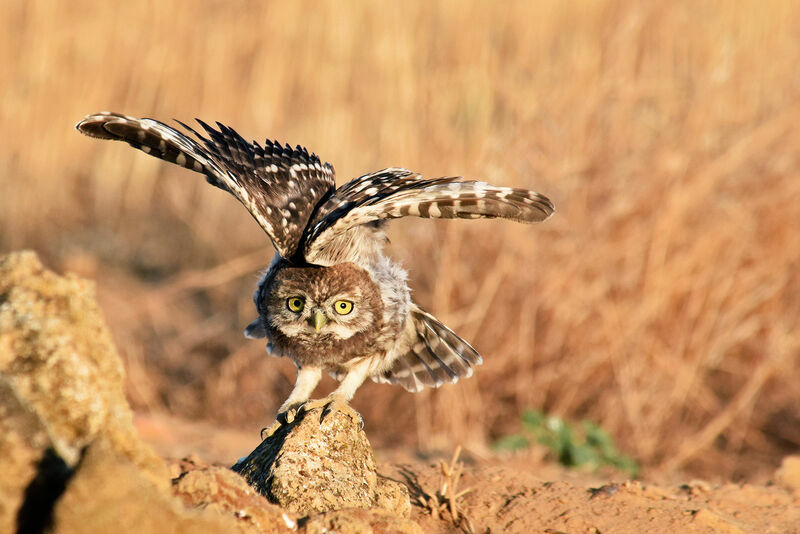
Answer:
374, 305, 482, 392
76, 112, 336, 259
303, 167, 554, 262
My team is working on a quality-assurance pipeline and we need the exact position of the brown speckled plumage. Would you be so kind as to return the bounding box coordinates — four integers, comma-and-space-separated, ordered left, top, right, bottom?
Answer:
75, 111, 554, 421
262, 263, 392, 370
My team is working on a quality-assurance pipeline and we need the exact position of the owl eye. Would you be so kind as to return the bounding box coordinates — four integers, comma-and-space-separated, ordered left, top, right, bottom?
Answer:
286, 296, 305, 313
333, 299, 353, 315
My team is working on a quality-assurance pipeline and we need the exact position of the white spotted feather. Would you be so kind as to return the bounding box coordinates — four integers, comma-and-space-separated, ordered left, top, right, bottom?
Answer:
76, 112, 335, 259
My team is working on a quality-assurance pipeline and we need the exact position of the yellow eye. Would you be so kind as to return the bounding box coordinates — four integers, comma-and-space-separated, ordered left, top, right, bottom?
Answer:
286, 296, 305, 313
333, 300, 353, 315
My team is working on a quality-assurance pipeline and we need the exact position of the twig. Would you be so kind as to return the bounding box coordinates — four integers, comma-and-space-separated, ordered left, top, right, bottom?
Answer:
150, 248, 268, 302
416, 446, 475, 533
658, 351, 781, 473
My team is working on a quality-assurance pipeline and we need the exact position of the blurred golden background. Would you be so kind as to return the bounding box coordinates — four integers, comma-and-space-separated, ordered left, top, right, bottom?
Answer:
2, 0, 799, 480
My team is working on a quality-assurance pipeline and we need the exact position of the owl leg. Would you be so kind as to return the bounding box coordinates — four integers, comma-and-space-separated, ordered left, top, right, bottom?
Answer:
261, 366, 322, 439
300, 359, 372, 427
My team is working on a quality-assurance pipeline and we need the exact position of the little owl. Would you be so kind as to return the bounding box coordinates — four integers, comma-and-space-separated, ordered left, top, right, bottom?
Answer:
76, 112, 554, 435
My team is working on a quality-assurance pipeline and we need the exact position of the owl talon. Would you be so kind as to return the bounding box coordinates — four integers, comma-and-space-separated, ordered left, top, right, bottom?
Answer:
300, 396, 364, 428
260, 420, 281, 440
282, 406, 299, 424
260, 405, 303, 439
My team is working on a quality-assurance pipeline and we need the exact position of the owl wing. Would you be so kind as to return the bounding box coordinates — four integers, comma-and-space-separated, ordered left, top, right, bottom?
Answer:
302, 167, 554, 262
373, 305, 482, 392
76, 112, 336, 259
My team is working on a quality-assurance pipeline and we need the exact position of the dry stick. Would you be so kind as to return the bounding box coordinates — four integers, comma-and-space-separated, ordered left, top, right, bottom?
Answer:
658, 351, 781, 473
417, 445, 474, 528
457, 253, 511, 341
163, 313, 229, 359
414, 389, 433, 451
138, 248, 269, 332
440, 446, 459, 520
431, 223, 461, 310
437, 446, 475, 531
153, 248, 269, 300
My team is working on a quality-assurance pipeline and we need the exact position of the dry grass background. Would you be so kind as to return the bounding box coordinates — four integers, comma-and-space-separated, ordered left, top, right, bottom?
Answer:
2, 0, 799, 480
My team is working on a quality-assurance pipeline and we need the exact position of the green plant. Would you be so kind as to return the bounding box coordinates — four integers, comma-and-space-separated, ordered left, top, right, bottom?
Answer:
494, 410, 639, 477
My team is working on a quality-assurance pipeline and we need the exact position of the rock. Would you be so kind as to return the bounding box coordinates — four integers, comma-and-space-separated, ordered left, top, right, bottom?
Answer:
774, 455, 800, 491
0, 251, 166, 485
374, 473, 412, 519
232, 405, 411, 517
0, 251, 166, 532
302, 508, 423, 534
690, 508, 747, 534
0, 376, 71, 534
53, 437, 242, 534
174, 466, 297, 533
0, 251, 254, 533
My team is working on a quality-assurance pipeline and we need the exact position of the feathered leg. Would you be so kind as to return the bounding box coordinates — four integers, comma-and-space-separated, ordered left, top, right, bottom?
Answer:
300, 358, 372, 427
261, 366, 322, 438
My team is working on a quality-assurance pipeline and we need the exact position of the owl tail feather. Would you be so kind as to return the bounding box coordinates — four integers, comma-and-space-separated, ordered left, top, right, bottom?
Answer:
376, 306, 482, 392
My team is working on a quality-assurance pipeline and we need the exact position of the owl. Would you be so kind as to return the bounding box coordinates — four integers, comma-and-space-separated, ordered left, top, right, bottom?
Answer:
76, 112, 554, 435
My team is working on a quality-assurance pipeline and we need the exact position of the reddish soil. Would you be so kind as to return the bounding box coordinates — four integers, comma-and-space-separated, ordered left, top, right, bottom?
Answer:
136, 411, 800, 533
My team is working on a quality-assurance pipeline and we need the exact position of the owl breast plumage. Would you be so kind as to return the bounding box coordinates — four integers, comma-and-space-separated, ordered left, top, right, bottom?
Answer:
76, 112, 554, 414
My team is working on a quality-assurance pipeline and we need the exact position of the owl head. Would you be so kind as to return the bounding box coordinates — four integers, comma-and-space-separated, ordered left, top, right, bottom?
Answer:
255, 262, 385, 359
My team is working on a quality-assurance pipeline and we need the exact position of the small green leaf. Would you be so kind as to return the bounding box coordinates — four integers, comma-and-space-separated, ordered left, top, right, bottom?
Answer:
493, 409, 640, 476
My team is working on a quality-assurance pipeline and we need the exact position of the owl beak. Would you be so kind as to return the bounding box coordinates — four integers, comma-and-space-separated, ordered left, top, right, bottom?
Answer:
310, 309, 328, 332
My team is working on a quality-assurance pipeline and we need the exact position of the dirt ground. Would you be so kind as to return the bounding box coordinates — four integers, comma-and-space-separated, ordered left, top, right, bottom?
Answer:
137, 411, 800, 533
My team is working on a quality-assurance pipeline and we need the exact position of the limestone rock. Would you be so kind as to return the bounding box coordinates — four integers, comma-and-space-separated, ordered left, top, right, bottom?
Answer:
53, 437, 242, 534
0, 251, 166, 484
233, 405, 411, 517
174, 466, 297, 533
302, 508, 423, 534
0, 376, 70, 534
774, 455, 800, 491
0, 251, 241, 533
